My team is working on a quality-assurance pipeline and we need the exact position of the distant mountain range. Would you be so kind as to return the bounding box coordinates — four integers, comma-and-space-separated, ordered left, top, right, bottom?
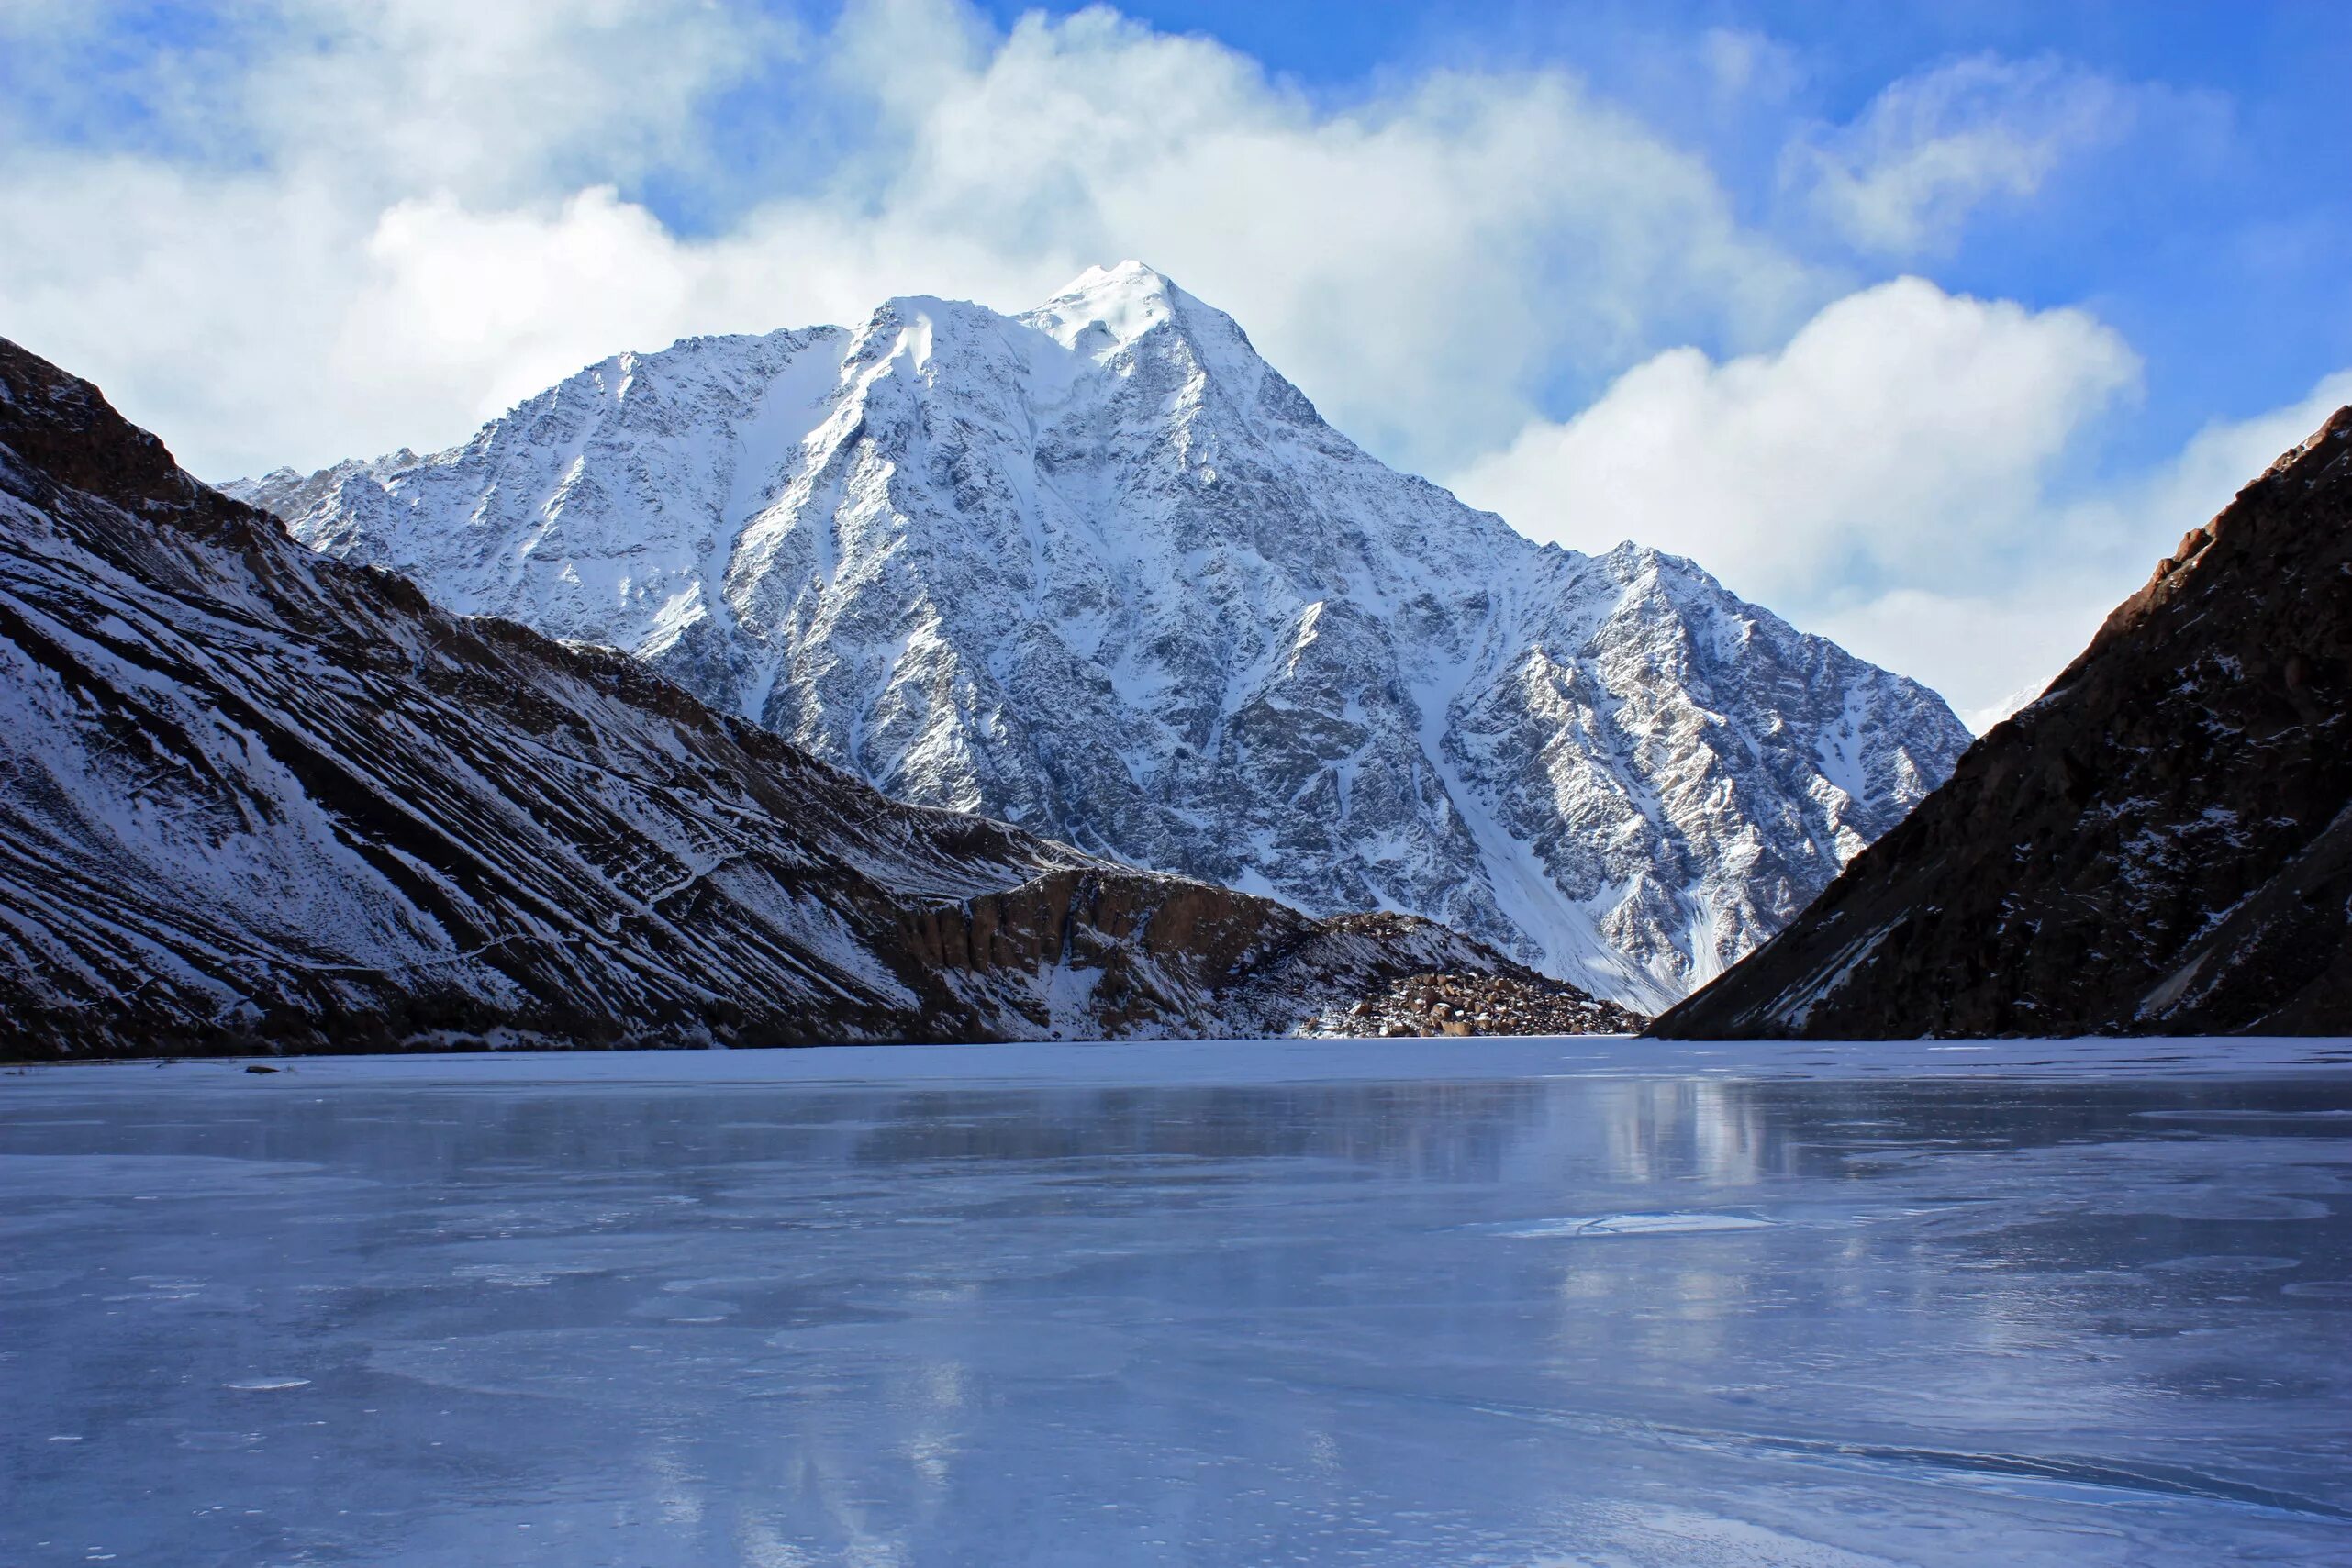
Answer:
1658, 406, 2352, 1039
232, 262, 1969, 1010
0, 335, 1634, 1058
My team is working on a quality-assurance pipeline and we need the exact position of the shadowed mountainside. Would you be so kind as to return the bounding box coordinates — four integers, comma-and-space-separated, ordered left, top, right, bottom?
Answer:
0, 337, 1633, 1058
1656, 406, 2352, 1040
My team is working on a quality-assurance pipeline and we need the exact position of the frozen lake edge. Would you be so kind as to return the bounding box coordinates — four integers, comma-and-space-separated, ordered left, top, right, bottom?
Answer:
6, 1036, 2350, 1567
14, 1031, 2352, 1091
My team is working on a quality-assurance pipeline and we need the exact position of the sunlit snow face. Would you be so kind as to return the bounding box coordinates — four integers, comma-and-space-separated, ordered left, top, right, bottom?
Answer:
235, 269, 1972, 1015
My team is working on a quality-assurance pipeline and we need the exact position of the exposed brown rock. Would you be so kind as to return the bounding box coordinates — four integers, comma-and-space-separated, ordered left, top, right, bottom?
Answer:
1655, 406, 2352, 1040
0, 336, 1627, 1058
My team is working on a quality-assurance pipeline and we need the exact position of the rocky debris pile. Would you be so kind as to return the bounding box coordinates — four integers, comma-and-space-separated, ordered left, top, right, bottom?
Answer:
1307, 970, 1645, 1039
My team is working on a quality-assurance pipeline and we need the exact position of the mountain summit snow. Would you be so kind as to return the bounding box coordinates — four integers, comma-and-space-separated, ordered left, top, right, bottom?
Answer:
2, 333, 1622, 1055
234, 263, 1970, 1009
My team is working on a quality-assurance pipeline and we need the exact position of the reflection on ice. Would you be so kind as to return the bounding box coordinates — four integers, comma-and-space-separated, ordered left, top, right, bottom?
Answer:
2281, 1280, 2352, 1299
3, 1040, 2349, 1567
1490, 1211, 1778, 1237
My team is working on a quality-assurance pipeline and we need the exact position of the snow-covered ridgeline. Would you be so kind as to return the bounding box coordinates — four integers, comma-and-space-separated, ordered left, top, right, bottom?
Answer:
0, 334, 1612, 1056
234, 262, 1970, 1010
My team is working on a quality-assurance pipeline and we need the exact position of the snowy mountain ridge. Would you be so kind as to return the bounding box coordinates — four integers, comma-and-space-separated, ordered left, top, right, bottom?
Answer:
235, 261, 1971, 1010
1, 333, 1631, 1056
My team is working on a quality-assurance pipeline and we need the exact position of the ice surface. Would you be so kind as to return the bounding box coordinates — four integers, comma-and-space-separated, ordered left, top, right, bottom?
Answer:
1493, 1210, 1779, 1237
4, 1038, 2350, 1566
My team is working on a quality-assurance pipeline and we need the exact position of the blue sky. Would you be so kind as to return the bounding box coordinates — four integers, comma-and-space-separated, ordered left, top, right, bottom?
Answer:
1, 0, 2345, 719
885, 0, 2352, 480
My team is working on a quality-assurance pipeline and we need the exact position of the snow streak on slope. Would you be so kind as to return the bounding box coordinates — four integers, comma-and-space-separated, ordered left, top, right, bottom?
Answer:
236, 263, 1970, 1011
0, 335, 1617, 1057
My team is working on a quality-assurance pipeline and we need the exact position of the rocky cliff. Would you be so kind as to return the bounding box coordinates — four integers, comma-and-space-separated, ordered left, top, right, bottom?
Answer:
0, 337, 1624, 1058
1655, 407, 2352, 1039
231, 263, 1970, 1011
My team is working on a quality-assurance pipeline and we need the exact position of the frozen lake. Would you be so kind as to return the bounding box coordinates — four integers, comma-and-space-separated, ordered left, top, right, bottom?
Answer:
5, 1038, 2350, 1566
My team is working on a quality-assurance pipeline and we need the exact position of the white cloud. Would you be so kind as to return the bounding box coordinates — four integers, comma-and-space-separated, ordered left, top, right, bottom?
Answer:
240, 0, 797, 201
1697, 28, 1801, 103
1451, 277, 2141, 600
2114, 369, 2352, 535
1789, 53, 2137, 255
2, 0, 2335, 730
847, 4, 1818, 469
1809, 584, 2120, 735
0, 0, 1820, 481
1815, 368, 2352, 729
0, 0, 794, 200
1453, 281, 2351, 724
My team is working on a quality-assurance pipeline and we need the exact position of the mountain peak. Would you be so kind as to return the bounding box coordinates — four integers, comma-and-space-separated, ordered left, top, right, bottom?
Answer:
6, 331, 1615, 1054
1059, 258, 1176, 298
237, 273, 1973, 1011
1028, 260, 1193, 355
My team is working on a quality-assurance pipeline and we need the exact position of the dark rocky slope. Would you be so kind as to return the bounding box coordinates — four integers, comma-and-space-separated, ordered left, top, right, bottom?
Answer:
0, 338, 1624, 1059
1655, 406, 2352, 1040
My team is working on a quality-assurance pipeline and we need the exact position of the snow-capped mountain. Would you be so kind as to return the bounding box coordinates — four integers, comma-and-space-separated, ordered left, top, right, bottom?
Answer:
0, 334, 1628, 1057
234, 262, 1970, 1010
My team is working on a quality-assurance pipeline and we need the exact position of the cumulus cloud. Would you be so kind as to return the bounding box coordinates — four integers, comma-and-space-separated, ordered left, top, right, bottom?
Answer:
0, 0, 1818, 481
1813, 369, 2352, 729
1789, 54, 2140, 255
0, 0, 791, 198
1451, 278, 2141, 599
1, 0, 2333, 724
849, 3, 1820, 468
0, 0, 795, 472
1452, 281, 2350, 724
2112, 369, 2352, 534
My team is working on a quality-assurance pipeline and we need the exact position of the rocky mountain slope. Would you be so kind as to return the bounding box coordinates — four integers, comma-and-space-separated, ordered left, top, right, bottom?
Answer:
232, 263, 1970, 1012
0, 336, 1626, 1059
1655, 406, 2352, 1040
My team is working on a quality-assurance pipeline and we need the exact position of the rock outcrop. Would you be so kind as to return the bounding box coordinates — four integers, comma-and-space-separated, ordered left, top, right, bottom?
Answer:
0, 337, 1630, 1059
230, 262, 1969, 1011
1655, 407, 2352, 1040
1306, 968, 1644, 1040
